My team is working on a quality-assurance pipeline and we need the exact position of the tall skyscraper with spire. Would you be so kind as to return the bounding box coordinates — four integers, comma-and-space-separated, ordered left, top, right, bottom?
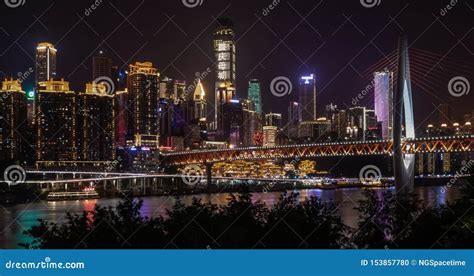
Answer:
193, 80, 207, 121
213, 18, 236, 138
35, 42, 57, 84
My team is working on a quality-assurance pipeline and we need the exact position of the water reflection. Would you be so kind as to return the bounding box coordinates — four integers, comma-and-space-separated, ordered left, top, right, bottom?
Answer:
0, 186, 461, 248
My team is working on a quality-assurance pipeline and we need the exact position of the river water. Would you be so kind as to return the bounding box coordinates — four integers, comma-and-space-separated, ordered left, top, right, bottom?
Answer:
0, 186, 461, 248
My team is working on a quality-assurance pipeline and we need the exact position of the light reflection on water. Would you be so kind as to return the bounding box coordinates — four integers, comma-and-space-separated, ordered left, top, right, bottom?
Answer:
0, 186, 461, 248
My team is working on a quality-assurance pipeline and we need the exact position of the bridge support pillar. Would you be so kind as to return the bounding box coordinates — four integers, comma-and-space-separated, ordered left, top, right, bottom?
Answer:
205, 163, 213, 192
393, 34, 415, 193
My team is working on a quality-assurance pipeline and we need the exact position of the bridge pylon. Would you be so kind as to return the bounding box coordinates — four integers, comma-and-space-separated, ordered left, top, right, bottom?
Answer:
393, 34, 415, 193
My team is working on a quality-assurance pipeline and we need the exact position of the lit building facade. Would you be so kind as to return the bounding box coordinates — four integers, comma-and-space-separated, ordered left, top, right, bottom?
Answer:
248, 79, 262, 114
78, 82, 116, 161
36, 79, 77, 161
265, 112, 282, 128
0, 79, 27, 160
223, 99, 243, 147
347, 106, 366, 141
287, 101, 300, 141
216, 85, 236, 138
92, 52, 113, 80
193, 80, 207, 121
115, 89, 128, 147
241, 99, 257, 147
263, 126, 278, 147
35, 42, 57, 84
374, 70, 394, 140
126, 62, 160, 149
299, 74, 317, 122
214, 18, 236, 134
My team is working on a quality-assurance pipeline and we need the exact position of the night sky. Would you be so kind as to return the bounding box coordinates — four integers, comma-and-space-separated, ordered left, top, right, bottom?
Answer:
1, 0, 472, 132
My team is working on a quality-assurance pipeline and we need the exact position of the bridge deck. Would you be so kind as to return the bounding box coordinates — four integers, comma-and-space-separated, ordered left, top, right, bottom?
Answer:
161, 136, 473, 165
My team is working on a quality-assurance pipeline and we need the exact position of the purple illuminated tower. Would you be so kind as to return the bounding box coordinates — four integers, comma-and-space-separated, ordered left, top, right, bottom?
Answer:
374, 70, 394, 140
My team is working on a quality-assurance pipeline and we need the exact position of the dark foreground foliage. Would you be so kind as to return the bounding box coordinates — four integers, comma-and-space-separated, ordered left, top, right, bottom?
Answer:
23, 180, 473, 249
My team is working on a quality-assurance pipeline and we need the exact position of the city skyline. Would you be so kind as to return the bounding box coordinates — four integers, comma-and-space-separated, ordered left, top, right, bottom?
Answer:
0, 0, 473, 257
0, 0, 472, 126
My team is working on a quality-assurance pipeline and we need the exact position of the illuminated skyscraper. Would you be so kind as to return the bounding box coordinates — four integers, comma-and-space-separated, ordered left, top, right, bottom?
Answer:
265, 113, 282, 128
248, 79, 261, 114
173, 80, 187, 104
193, 80, 207, 121
347, 106, 366, 140
127, 62, 160, 149
78, 82, 116, 161
92, 51, 112, 80
35, 42, 57, 84
299, 74, 317, 122
0, 79, 27, 160
223, 99, 242, 147
286, 101, 300, 140
26, 90, 36, 127
216, 85, 235, 138
241, 99, 257, 146
374, 70, 394, 139
36, 79, 76, 161
115, 89, 128, 147
214, 18, 236, 134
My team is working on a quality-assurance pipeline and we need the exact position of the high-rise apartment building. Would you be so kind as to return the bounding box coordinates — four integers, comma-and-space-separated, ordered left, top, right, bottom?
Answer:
0, 79, 27, 160
36, 79, 76, 161
126, 62, 160, 149
78, 82, 116, 161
